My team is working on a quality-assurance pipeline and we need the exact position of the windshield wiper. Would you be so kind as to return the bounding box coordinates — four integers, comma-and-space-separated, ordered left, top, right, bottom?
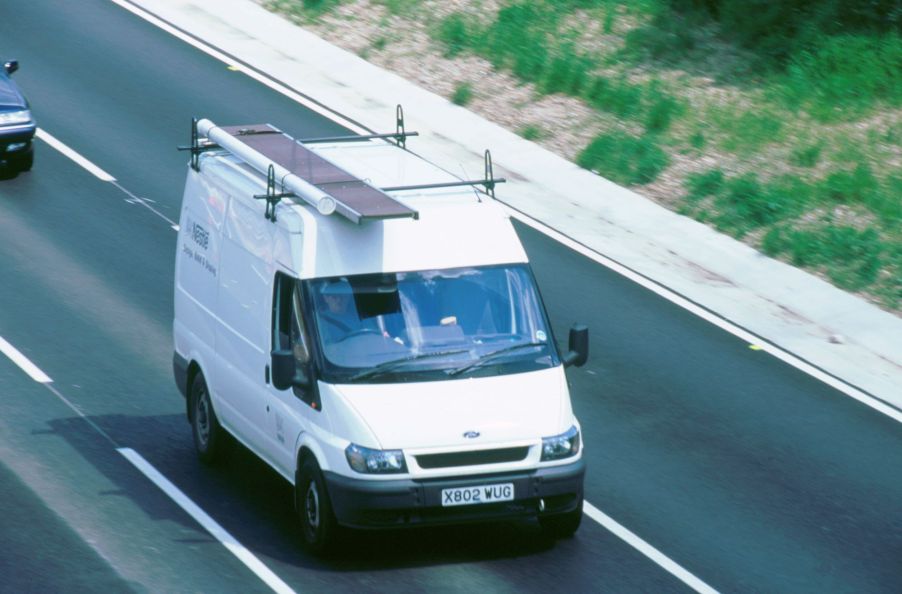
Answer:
448, 342, 547, 377
349, 349, 470, 381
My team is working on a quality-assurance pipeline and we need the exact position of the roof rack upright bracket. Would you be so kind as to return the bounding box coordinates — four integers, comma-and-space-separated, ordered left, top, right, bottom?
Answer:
253, 164, 295, 222
395, 104, 407, 149
483, 150, 497, 199
178, 117, 222, 171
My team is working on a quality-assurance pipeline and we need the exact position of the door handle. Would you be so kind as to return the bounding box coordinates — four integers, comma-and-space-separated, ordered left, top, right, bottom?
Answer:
264, 365, 270, 384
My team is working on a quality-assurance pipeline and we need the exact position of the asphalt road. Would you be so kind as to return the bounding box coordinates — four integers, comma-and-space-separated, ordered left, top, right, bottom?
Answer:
1, 1, 900, 592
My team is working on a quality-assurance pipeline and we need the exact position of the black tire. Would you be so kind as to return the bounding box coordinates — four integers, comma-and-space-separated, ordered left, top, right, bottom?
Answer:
190, 372, 224, 464
296, 458, 339, 554
539, 495, 583, 540
17, 149, 33, 172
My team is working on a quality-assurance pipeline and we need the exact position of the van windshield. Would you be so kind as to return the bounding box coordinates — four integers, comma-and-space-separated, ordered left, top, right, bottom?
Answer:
304, 264, 559, 383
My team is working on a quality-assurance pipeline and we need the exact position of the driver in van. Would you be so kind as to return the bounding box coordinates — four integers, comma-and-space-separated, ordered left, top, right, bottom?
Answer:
317, 278, 380, 345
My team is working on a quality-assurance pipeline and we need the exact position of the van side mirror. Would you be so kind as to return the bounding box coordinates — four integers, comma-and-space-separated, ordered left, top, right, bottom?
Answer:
271, 350, 296, 390
562, 324, 589, 368
271, 349, 311, 391
4, 60, 18, 76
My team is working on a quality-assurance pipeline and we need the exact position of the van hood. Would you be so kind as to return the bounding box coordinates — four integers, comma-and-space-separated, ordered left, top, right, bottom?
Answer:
332, 367, 568, 450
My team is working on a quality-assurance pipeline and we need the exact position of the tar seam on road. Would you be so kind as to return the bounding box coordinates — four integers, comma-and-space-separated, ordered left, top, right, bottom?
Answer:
0, 333, 295, 593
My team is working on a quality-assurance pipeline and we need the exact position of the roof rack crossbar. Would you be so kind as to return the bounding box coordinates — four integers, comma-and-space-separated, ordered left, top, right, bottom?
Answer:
297, 130, 419, 145
382, 177, 506, 194
383, 151, 504, 198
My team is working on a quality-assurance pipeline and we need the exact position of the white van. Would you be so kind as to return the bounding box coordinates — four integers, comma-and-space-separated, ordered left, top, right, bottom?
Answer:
173, 115, 589, 552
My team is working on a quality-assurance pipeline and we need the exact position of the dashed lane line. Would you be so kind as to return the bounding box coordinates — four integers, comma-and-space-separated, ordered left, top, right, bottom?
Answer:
35, 127, 177, 227
35, 128, 115, 182
0, 335, 52, 383
0, 334, 296, 594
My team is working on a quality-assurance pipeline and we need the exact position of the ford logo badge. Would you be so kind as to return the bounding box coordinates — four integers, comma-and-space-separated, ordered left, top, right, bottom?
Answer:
463, 431, 480, 439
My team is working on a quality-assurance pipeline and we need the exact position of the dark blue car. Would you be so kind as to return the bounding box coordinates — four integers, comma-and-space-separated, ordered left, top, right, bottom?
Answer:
0, 60, 35, 174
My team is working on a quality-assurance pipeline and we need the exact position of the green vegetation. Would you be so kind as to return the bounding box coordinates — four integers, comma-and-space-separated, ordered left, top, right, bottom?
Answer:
451, 82, 474, 106
682, 165, 901, 305
375, 0, 420, 16
266, 0, 902, 311
518, 124, 543, 141
763, 225, 887, 293
778, 34, 902, 122
578, 132, 669, 185
433, 1, 681, 138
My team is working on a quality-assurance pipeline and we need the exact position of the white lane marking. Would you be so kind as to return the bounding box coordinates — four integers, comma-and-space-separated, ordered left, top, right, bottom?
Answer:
108, 0, 369, 136
37, 126, 177, 227
117, 448, 297, 594
0, 335, 53, 383
504, 204, 902, 425
35, 128, 116, 182
584, 502, 718, 594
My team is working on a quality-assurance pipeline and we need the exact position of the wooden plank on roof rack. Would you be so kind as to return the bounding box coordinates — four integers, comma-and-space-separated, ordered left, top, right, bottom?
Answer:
221, 124, 417, 223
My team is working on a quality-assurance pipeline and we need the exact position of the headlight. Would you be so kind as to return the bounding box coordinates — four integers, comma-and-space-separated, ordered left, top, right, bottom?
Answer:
0, 109, 32, 126
345, 443, 407, 474
541, 426, 580, 461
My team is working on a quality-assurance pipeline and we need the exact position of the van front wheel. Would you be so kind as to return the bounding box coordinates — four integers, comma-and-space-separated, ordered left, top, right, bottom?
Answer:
296, 458, 339, 554
190, 372, 223, 464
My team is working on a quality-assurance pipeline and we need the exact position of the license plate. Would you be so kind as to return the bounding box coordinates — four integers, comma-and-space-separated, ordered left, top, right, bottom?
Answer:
441, 483, 514, 507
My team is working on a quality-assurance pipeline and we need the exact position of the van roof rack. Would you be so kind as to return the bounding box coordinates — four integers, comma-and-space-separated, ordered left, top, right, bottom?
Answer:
179, 106, 505, 224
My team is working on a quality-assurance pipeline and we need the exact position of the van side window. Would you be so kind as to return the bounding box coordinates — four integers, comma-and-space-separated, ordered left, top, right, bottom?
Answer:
273, 272, 309, 365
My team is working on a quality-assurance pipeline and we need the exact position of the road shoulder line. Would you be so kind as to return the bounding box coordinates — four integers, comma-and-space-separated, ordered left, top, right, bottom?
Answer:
507, 207, 902, 423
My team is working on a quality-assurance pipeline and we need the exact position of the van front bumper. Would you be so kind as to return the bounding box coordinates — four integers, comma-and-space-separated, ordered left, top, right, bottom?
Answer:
323, 458, 585, 529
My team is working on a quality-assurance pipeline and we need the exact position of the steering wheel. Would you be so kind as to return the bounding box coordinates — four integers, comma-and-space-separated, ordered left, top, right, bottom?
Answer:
336, 328, 382, 343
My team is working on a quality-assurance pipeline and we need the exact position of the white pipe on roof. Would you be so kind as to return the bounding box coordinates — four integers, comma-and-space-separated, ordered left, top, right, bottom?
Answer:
196, 118, 337, 216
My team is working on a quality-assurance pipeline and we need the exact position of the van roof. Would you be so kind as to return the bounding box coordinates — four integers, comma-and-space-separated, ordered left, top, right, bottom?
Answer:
189, 114, 525, 278
218, 123, 418, 223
